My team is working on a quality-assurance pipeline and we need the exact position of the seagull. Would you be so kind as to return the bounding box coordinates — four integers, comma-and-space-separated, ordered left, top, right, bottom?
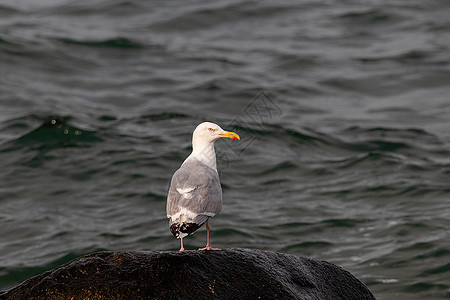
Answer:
166, 122, 240, 251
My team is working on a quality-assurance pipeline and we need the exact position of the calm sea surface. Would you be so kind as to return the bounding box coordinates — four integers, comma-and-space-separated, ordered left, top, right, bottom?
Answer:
1, 1, 449, 299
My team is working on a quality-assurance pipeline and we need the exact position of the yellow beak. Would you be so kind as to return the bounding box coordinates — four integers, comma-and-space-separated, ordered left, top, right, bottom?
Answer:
220, 131, 240, 140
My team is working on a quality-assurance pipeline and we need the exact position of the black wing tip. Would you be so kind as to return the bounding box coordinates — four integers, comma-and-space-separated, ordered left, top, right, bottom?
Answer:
170, 222, 203, 237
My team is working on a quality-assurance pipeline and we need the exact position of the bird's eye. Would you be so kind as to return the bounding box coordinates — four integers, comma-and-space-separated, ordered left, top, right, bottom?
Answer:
208, 128, 214, 132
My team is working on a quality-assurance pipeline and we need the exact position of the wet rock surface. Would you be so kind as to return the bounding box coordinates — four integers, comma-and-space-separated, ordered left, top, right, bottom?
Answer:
1, 248, 375, 300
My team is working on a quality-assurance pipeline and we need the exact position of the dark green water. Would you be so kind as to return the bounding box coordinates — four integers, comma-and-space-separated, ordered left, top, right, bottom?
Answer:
0, 1, 449, 299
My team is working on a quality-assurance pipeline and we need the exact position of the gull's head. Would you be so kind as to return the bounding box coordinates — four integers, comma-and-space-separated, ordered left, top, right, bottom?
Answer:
192, 122, 240, 144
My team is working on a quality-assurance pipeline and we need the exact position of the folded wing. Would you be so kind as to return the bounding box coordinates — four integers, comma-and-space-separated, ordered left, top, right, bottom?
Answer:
166, 159, 222, 238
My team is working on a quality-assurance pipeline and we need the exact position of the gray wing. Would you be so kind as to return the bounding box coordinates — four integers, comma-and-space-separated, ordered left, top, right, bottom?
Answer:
166, 159, 222, 226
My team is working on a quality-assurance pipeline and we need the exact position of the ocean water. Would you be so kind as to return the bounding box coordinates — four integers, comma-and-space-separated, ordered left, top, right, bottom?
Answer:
0, 0, 449, 299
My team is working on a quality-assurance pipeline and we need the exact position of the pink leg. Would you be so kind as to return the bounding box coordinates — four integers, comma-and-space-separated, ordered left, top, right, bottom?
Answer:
179, 237, 185, 251
199, 220, 221, 251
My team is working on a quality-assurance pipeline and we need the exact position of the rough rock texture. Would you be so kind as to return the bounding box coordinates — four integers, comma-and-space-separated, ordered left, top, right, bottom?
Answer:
0, 249, 375, 300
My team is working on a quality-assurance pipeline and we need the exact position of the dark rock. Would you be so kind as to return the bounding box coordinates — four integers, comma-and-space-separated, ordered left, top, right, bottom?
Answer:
0, 248, 375, 300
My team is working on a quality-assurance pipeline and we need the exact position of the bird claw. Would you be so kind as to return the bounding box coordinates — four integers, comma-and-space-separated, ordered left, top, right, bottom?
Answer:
199, 246, 221, 251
